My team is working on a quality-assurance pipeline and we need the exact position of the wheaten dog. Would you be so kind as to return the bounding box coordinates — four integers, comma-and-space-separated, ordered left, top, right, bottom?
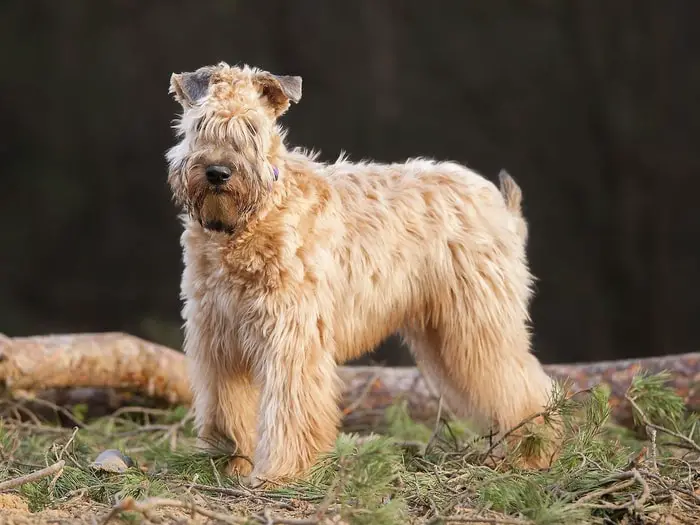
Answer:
166, 62, 557, 485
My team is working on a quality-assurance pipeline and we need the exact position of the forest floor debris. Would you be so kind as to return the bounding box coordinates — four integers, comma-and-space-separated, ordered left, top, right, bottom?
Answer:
1, 372, 699, 524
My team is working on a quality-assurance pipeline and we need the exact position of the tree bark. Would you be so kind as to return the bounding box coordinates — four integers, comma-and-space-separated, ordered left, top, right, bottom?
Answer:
1, 332, 699, 426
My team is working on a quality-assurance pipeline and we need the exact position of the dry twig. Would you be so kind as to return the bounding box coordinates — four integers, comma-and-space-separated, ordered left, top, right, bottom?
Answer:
189, 483, 296, 511
626, 394, 700, 454
0, 460, 65, 492
102, 495, 318, 525
101, 496, 248, 524
58, 426, 79, 460
573, 469, 650, 511
257, 509, 318, 525
429, 515, 532, 524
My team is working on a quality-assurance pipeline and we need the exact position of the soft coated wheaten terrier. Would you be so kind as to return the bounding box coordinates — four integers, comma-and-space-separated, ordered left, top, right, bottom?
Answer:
166, 62, 558, 485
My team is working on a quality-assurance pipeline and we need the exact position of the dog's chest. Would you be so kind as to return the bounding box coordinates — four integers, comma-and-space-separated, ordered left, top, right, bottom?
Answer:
181, 228, 253, 339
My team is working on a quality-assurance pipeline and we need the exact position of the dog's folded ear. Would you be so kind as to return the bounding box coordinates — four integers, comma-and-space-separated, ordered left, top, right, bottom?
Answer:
170, 66, 216, 107
255, 72, 302, 116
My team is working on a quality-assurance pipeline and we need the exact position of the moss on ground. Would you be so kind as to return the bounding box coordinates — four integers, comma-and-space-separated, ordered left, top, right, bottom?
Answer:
0, 371, 699, 524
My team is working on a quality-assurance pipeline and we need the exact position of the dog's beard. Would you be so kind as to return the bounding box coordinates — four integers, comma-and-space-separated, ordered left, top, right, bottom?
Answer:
191, 187, 268, 235
196, 193, 239, 233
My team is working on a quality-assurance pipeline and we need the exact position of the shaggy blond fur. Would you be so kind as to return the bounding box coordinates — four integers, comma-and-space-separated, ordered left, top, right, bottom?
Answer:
166, 62, 557, 485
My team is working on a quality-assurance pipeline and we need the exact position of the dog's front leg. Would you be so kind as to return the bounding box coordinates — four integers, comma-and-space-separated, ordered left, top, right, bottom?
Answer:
184, 321, 258, 477
190, 357, 259, 477
248, 348, 341, 486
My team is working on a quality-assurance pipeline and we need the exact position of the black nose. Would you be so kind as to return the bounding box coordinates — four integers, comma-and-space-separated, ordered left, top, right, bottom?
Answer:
205, 165, 231, 185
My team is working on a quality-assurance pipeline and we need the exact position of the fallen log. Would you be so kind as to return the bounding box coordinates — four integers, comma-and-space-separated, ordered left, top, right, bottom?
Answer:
0, 332, 190, 405
1, 332, 699, 426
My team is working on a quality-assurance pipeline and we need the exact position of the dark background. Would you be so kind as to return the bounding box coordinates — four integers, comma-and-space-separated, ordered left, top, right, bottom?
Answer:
1, 1, 697, 366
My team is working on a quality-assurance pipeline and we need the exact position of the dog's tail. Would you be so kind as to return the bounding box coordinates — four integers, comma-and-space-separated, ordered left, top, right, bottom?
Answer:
498, 169, 528, 243
498, 169, 522, 215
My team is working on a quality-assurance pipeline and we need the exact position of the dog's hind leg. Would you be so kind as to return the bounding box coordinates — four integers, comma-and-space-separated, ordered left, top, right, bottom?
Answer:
400, 327, 477, 423
401, 299, 559, 467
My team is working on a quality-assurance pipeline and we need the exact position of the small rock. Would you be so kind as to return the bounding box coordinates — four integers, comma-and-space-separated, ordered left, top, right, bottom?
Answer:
89, 449, 134, 473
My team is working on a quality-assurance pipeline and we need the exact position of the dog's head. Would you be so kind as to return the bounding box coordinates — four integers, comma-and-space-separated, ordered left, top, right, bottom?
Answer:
166, 62, 302, 233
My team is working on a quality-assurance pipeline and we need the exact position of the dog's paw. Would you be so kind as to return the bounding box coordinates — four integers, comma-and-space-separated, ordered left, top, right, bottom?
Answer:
503, 415, 563, 470
224, 455, 254, 478
240, 473, 268, 490
240, 469, 298, 490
